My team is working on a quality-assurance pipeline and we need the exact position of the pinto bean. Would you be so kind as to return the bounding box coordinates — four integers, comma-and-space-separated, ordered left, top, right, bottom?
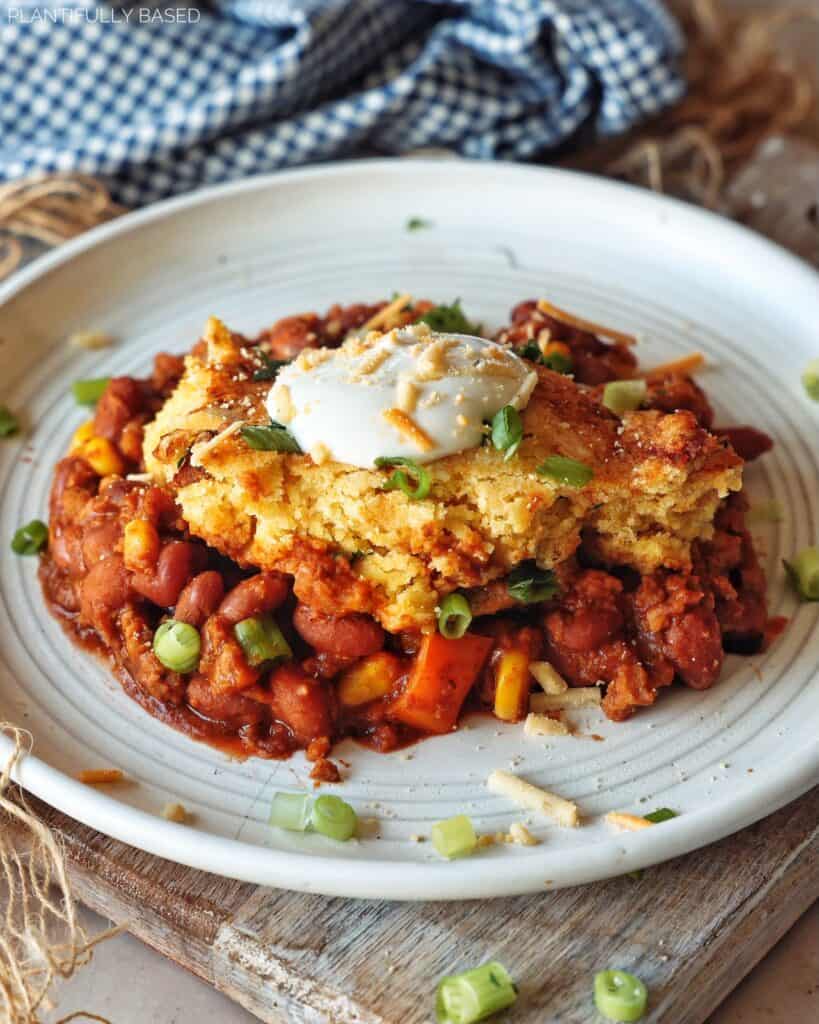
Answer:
217, 572, 290, 625
292, 604, 384, 658
175, 571, 225, 627
267, 663, 333, 746
93, 377, 144, 442
81, 520, 122, 569
131, 540, 205, 608
80, 555, 131, 636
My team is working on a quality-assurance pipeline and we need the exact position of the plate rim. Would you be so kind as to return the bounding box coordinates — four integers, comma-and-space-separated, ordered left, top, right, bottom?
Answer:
2, 158, 818, 900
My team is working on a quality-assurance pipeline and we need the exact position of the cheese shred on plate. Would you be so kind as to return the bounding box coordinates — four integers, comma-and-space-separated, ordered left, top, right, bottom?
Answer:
487, 769, 579, 828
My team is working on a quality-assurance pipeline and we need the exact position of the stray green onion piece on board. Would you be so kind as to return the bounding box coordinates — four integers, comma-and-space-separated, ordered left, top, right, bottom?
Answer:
602, 379, 647, 415
784, 546, 819, 601
375, 456, 431, 501
0, 405, 19, 437
71, 377, 110, 405
643, 807, 678, 824
153, 620, 201, 674
234, 614, 293, 666
11, 519, 48, 556
438, 593, 473, 639
435, 961, 517, 1024
802, 358, 819, 401
431, 814, 477, 860
490, 405, 523, 460
536, 455, 594, 488
507, 563, 559, 604
311, 794, 357, 841
270, 792, 312, 832
594, 969, 648, 1022
241, 421, 302, 453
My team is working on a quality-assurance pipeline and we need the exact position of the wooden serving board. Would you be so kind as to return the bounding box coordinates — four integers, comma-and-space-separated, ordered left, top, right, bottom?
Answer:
13, 787, 819, 1023
10, 136, 819, 1023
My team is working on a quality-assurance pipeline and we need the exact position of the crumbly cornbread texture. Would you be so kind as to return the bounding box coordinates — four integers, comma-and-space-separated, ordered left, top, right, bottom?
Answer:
143, 318, 742, 632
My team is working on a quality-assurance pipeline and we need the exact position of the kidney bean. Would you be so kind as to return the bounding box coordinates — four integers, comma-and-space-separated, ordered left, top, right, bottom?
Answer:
555, 607, 623, 652
119, 416, 146, 464
131, 540, 205, 608
217, 572, 290, 625
175, 571, 225, 627
267, 663, 333, 745
186, 675, 266, 725
292, 604, 384, 658
93, 377, 144, 442
715, 426, 773, 462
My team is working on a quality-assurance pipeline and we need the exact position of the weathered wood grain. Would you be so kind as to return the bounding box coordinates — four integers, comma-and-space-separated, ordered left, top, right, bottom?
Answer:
13, 787, 819, 1023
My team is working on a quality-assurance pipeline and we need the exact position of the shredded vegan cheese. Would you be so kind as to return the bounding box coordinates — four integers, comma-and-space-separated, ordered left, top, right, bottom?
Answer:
529, 687, 602, 712
605, 812, 653, 832
536, 298, 637, 347
529, 661, 568, 695
382, 407, 435, 452
68, 330, 114, 351
487, 770, 579, 828
190, 420, 244, 465
76, 769, 125, 786
361, 293, 413, 332
643, 352, 705, 378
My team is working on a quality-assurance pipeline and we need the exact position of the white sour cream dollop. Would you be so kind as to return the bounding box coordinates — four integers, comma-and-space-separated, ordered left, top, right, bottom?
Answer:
266, 324, 538, 468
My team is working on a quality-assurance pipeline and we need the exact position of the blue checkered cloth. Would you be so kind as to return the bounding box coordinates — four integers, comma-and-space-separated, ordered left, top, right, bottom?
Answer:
0, 1, 685, 206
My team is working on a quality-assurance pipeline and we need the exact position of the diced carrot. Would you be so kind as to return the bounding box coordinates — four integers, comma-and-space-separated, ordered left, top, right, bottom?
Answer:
390, 633, 492, 734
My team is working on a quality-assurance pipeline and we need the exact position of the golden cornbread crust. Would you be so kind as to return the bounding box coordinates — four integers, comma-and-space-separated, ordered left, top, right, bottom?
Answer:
143, 318, 742, 632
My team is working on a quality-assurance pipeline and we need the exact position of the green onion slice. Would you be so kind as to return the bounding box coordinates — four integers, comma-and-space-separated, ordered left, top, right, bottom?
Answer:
594, 969, 648, 1022
241, 421, 301, 453
784, 547, 819, 601
252, 353, 288, 382
270, 792, 312, 832
431, 814, 477, 860
602, 379, 647, 415
11, 519, 48, 556
507, 563, 559, 604
153, 620, 201, 674
374, 456, 431, 500
436, 961, 516, 1024
541, 350, 573, 375
536, 454, 594, 488
438, 593, 473, 639
490, 405, 523, 460
71, 377, 110, 406
643, 807, 678, 824
417, 299, 481, 336
0, 405, 19, 437
234, 614, 293, 667
406, 216, 432, 232
802, 357, 819, 401
311, 794, 357, 842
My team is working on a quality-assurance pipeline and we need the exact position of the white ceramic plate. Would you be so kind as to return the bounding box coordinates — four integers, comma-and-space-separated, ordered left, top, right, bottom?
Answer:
1, 160, 817, 900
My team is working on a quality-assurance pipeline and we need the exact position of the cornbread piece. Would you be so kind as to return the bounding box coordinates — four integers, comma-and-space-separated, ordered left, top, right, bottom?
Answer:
143, 318, 742, 632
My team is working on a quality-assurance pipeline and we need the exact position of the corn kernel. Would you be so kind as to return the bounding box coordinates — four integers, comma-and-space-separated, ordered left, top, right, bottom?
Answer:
338, 651, 402, 707
69, 419, 96, 455
543, 340, 572, 359
79, 436, 125, 476
493, 650, 531, 722
123, 518, 160, 572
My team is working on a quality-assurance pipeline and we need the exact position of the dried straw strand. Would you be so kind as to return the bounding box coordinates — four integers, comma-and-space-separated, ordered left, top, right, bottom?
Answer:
0, 725, 120, 1024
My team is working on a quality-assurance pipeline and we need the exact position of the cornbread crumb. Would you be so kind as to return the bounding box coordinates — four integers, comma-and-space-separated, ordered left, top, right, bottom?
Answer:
162, 802, 188, 823
310, 442, 331, 465
509, 822, 539, 846
68, 330, 114, 351
524, 713, 570, 738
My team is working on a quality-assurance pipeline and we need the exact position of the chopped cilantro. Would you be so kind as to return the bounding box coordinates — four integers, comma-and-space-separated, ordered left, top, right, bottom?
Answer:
406, 216, 433, 232
417, 299, 481, 336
